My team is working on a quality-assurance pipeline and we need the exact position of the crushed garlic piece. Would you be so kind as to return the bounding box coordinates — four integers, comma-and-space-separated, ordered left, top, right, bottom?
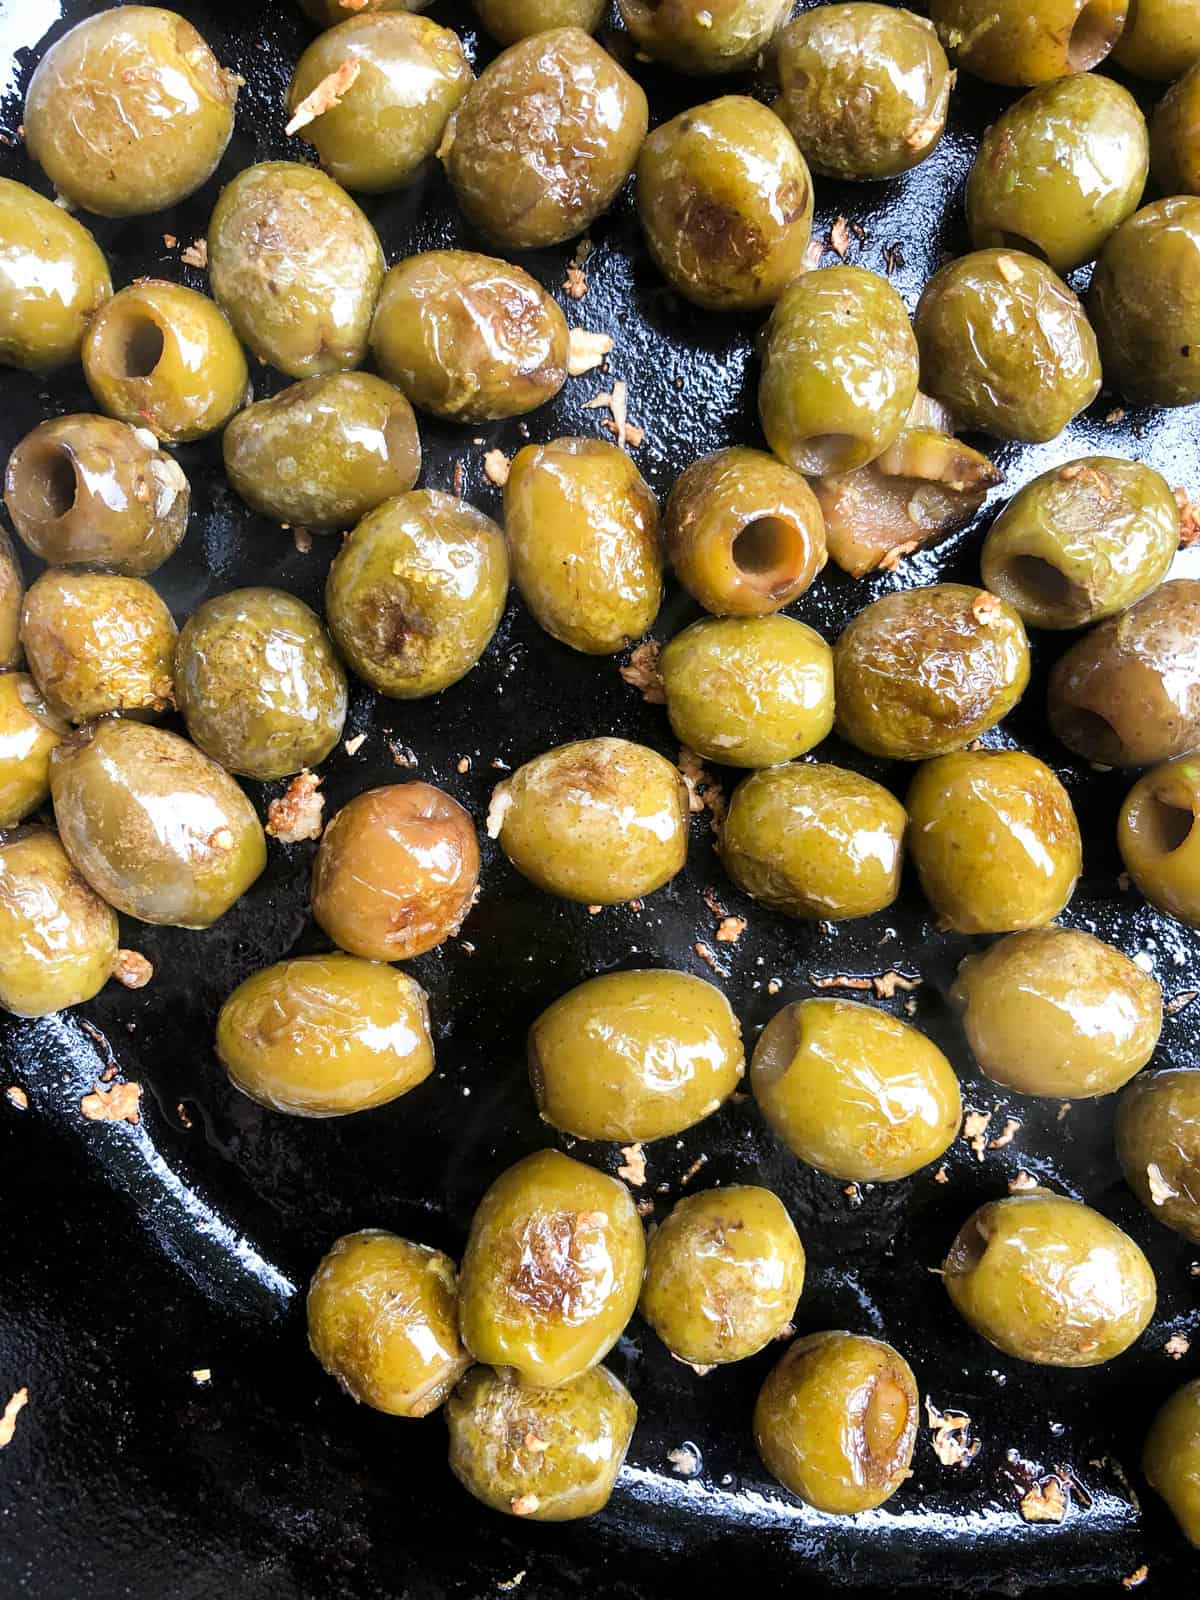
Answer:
925, 1399, 980, 1469
483, 449, 510, 486
1019, 1477, 1067, 1524
510, 1493, 540, 1517
180, 238, 207, 269
829, 216, 852, 258
716, 916, 746, 943
1165, 1333, 1190, 1359
567, 328, 613, 376
1147, 1162, 1178, 1206
286, 59, 361, 137
266, 771, 325, 842
112, 949, 153, 989
962, 1109, 992, 1161
563, 266, 588, 299
0, 1388, 28, 1449
5, 1086, 28, 1111
619, 640, 665, 703
668, 1444, 701, 1475
486, 783, 513, 840
80, 1081, 142, 1124
617, 1143, 646, 1187
988, 1116, 1021, 1150
344, 733, 367, 756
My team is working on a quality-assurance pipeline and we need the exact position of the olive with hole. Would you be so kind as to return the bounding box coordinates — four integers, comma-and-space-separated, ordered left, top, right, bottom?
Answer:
1118, 757, 1200, 927
1112, 0, 1200, 80
0, 530, 24, 671
1150, 62, 1200, 197
929, 0, 1127, 85
617, 0, 790, 74
0, 829, 118, 1018
1143, 1379, 1200, 1548
0, 674, 66, 830
1116, 1069, 1200, 1245
0, 179, 111, 372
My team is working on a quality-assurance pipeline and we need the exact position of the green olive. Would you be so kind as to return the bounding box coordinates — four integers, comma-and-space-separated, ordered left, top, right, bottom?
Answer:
1112, 0, 1200, 80
619, 0, 788, 72
1116, 1069, 1200, 1246
0, 674, 66, 830
1118, 758, 1200, 927
0, 179, 111, 371
0, 530, 20, 670
1151, 61, 1200, 196
929, 0, 1126, 85
473, 0, 606, 45
1143, 1379, 1200, 1548
0, 828, 118, 1018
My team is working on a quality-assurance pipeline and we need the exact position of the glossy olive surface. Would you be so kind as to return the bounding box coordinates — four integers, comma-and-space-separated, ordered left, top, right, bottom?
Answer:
0, 179, 111, 371
754, 1331, 918, 1513
1118, 757, 1200, 926
952, 928, 1162, 1099
1047, 581, 1200, 768
457, 1149, 645, 1388
1143, 1379, 1200, 1547
50, 719, 266, 929
325, 490, 507, 698
311, 782, 480, 961
4, 414, 189, 577
528, 968, 744, 1142
664, 448, 826, 617
929, 0, 1127, 85
943, 1191, 1157, 1367
0, 529, 21, 671
981, 457, 1178, 631
1112, 0, 1200, 79
1116, 1069, 1200, 1245
833, 583, 1029, 760
370, 252, 567, 422
907, 750, 1081, 933
208, 162, 384, 379
1151, 61, 1200, 197
447, 1365, 637, 1521
503, 437, 661, 654
441, 29, 648, 250
307, 1231, 470, 1414
488, 737, 689, 904
618, 0, 789, 73
0, 673, 66, 830
0, 828, 118, 1018
474, 0, 606, 43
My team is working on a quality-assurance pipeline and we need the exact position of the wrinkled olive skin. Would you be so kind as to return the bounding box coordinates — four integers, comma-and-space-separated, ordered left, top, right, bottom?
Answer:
1047, 582, 1200, 768
1116, 1069, 1200, 1245
641, 1187, 804, 1367
474, 0, 606, 44
719, 762, 906, 921
311, 782, 480, 961
834, 584, 1030, 761
1151, 62, 1200, 196
968, 76, 1147, 275
1143, 1380, 1200, 1548
50, 720, 266, 929
1119, 757, 1200, 926
637, 97, 813, 313
208, 163, 385, 379
620, 0, 788, 73
218, 954, 433, 1117
930, 0, 1127, 85
907, 751, 1081, 934
447, 1365, 636, 1521
175, 589, 347, 781
982, 458, 1178, 631
82, 281, 248, 445
0, 531, 20, 671
308, 1232, 470, 1415
952, 928, 1162, 1099
915, 249, 1101, 441
528, 968, 745, 1142
1112, 0, 1200, 80
504, 438, 661, 654
370, 252, 567, 423
754, 1332, 918, 1514
326, 491, 507, 698
943, 1191, 1156, 1367
759, 266, 919, 477
776, 5, 952, 182
286, 15, 471, 193
661, 615, 833, 769
1088, 198, 1200, 409
442, 30, 648, 251
0, 180, 111, 372
457, 1149, 645, 1388
0, 829, 118, 1018
301, 0, 431, 23
489, 737, 689, 904
23, 7, 239, 217
752, 998, 961, 1182
4, 415, 189, 577
20, 570, 176, 725
0, 674, 66, 830
664, 449, 826, 617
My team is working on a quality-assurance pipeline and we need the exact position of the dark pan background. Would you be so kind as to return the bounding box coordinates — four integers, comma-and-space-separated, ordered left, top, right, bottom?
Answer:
2, 2, 1200, 1595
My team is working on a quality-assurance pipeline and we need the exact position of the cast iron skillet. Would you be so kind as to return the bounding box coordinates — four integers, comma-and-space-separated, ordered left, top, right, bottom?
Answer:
1, 3, 1199, 1596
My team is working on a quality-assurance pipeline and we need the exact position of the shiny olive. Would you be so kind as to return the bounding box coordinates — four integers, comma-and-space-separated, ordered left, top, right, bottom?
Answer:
943, 1191, 1157, 1366
488, 737, 689, 904
457, 1149, 645, 1388
528, 968, 744, 1142
447, 1365, 636, 1521
641, 1186, 804, 1367
370, 252, 567, 423
834, 584, 1030, 761
754, 1332, 918, 1514
311, 782, 479, 961
325, 491, 508, 698
907, 751, 1081, 934
1118, 757, 1200, 926
1116, 1069, 1200, 1245
286, 14, 471, 193
301, 0, 432, 23
4, 415, 189, 577
719, 761, 906, 921
441, 29, 648, 250
664, 448, 826, 617
929, 0, 1126, 85
0, 530, 20, 671
0, 179, 111, 372
473, 0, 606, 44
20, 569, 176, 725
1143, 1379, 1200, 1548
23, 6, 239, 217
0, 674, 66, 830
776, 5, 952, 181
1047, 581, 1200, 768
308, 1232, 470, 1414
1112, 0, 1200, 80
981, 458, 1178, 631
50, 720, 266, 929
661, 615, 833, 769
0, 828, 118, 1018
503, 437, 661, 654
618, 0, 789, 73
759, 265, 919, 476
636, 97, 813, 312
208, 162, 384, 379
1151, 62, 1200, 196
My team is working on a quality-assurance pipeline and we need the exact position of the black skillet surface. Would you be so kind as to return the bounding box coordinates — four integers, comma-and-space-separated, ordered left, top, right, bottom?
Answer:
2, 2, 1200, 1595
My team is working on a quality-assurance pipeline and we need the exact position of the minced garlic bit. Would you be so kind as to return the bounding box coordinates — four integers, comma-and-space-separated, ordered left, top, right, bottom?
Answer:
486, 783, 513, 840
1165, 1332, 1191, 1359
80, 1081, 142, 1125
1059, 461, 1113, 499
1176, 486, 1200, 547
812, 974, 873, 992
1019, 1476, 1067, 1524
618, 1143, 646, 1187
180, 238, 207, 269
163, 232, 177, 248
829, 216, 851, 258
996, 253, 1023, 284
286, 59, 361, 137
767, 979, 781, 996
457, 756, 471, 774
209, 827, 235, 852
497, 1574, 526, 1593
583, 379, 640, 449
972, 590, 1002, 624
1122, 1568, 1149, 1592
344, 732, 367, 756
267, 771, 325, 842
619, 639, 665, 703
510, 1493, 541, 1517
925, 1399, 980, 1469
483, 449, 510, 487
988, 1116, 1021, 1150
5, 1086, 28, 1111
567, 328, 613, 376
1147, 1162, 1178, 1206
677, 747, 726, 831
716, 916, 746, 943
192, 1368, 212, 1384
112, 949, 153, 990
694, 941, 723, 972
962, 1109, 992, 1161
873, 970, 921, 998
1009, 1170, 1039, 1193
934, 1164, 949, 1184
668, 1443, 701, 1475
0, 1388, 28, 1449
563, 266, 588, 300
